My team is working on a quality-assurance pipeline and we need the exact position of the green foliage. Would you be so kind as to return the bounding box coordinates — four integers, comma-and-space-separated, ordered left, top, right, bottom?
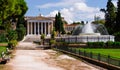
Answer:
16, 24, 26, 41
51, 29, 56, 39
7, 30, 18, 41
87, 41, 120, 48
116, 0, 120, 32
0, 46, 7, 57
114, 32, 120, 41
106, 0, 116, 34
54, 12, 65, 34
106, 41, 114, 47
87, 42, 105, 48
100, 0, 116, 34
8, 40, 18, 49
0, 0, 28, 32
0, 33, 7, 42
49, 39, 56, 45
41, 34, 45, 40
92, 19, 105, 24
112, 42, 120, 47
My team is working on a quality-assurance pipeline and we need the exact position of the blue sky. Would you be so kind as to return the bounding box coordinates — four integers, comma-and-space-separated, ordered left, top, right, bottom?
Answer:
25, 0, 117, 23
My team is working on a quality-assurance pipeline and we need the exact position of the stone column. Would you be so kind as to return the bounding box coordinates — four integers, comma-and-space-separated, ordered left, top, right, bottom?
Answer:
45, 22, 46, 35
51, 22, 53, 34
38, 22, 39, 35
48, 23, 50, 35
41, 22, 43, 34
34, 22, 36, 35
27, 22, 29, 35
31, 22, 32, 35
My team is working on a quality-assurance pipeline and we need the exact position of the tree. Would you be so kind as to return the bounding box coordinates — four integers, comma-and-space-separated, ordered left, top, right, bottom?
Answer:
0, 0, 28, 41
54, 12, 65, 34
116, 0, 120, 32
16, 24, 26, 41
55, 14, 58, 31
0, 0, 28, 31
100, 0, 116, 34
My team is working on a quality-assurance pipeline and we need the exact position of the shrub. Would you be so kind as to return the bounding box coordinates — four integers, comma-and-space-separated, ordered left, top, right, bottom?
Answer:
87, 42, 94, 48
106, 41, 114, 47
51, 29, 56, 39
0, 33, 7, 42
49, 39, 56, 46
113, 42, 120, 48
8, 40, 18, 49
114, 32, 120, 41
7, 30, 18, 41
87, 42, 105, 48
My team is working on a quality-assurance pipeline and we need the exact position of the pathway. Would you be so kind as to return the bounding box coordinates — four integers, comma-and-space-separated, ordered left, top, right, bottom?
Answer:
0, 42, 106, 70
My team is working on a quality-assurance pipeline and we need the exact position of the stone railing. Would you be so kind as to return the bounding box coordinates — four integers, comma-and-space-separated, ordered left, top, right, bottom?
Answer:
56, 35, 115, 43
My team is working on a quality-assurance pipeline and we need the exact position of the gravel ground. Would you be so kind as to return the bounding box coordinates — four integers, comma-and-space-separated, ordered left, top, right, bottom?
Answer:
0, 42, 106, 70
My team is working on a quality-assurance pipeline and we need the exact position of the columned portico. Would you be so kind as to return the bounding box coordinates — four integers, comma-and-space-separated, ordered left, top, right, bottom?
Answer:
27, 20, 53, 36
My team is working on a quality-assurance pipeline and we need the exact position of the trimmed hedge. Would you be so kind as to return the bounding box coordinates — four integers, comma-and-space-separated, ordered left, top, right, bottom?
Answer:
87, 41, 120, 48
87, 42, 105, 48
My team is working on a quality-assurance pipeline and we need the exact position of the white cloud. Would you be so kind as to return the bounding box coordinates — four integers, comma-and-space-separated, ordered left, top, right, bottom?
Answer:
46, 10, 58, 17
112, 0, 117, 7
60, 8, 74, 23
37, 0, 85, 8
73, 3, 99, 13
38, 0, 104, 24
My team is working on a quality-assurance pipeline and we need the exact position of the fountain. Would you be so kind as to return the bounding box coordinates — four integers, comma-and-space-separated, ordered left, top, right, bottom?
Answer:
80, 23, 100, 36
63, 22, 114, 43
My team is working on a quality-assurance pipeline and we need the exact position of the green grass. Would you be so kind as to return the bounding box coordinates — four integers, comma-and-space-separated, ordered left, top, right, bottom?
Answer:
0, 46, 7, 57
77, 48, 120, 59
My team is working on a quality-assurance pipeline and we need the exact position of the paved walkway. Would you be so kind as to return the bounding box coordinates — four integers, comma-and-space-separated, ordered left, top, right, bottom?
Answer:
7, 50, 64, 70
1, 42, 106, 70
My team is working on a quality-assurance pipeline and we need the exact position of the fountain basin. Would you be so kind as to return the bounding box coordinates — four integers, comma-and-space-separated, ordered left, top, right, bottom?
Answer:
61, 35, 114, 43
80, 33, 101, 36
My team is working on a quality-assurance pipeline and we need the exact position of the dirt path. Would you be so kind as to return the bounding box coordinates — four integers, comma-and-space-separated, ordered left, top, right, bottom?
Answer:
0, 42, 106, 70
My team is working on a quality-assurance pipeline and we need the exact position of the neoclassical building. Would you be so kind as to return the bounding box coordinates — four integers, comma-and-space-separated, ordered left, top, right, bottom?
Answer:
25, 15, 54, 36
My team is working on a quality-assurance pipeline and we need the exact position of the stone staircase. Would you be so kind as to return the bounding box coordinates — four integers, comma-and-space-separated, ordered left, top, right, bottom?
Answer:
22, 35, 41, 42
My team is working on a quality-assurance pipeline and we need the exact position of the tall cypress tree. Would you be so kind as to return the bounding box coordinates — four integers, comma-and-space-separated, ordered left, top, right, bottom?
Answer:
100, 0, 116, 34
55, 14, 58, 31
54, 12, 65, 34
106, 0, 116, 34
116, 0, 120, 32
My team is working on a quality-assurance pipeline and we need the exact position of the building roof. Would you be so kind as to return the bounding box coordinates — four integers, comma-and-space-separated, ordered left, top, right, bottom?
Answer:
25, 15, 65, 21
64, 24, 80, 27
25, 15, 54, 21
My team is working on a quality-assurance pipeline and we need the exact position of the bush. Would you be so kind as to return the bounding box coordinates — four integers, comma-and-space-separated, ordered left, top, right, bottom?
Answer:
112, 42, 120, 48
0, 33, 7, 42
87, 42, 94, 48
49, 39, 56, 45
114, 32, 120, 41
106, 41, 114, 47
41, 34, 45, 40
8, 40, 18, 49
7, 30, 18, 41
87, 42, 105, 48
51, 29, 56, 39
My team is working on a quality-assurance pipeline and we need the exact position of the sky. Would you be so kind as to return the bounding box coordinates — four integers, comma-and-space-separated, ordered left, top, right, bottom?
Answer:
25, 0, 117, 24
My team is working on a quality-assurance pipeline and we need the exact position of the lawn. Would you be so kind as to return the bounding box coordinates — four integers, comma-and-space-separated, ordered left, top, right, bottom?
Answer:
77, 48, 120, 59
0, 46, 7, 57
